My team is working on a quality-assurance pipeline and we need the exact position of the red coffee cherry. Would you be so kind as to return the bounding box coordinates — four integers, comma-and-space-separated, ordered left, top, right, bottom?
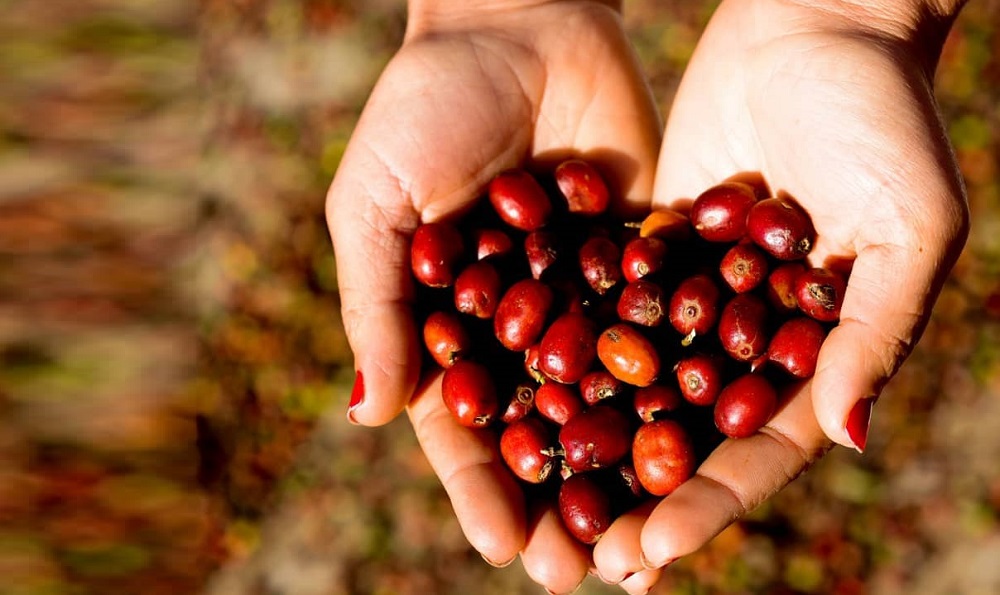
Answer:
524, 343, 544, 383
411, 221, 464, 288
555, 159, 611, 216
494, 279, 554, 351
488, 169, 552, 231
559, 405, 632, 473
669, 274, 721, 345
525, 230, 560, 280
441, 360, 498, 428
579, 236, 623, 295
633, 384, 683, 422
501, 383, 537, 424
675, 352, 726, 406
597, 323, 660, 387
501, 417, 555, 484
558, 473, 613, 545
746, 197, 815, 260
765, 262, 806, 314
719, 242, 768, 293
422, 311, 471, 368
632, 419, 695, 496
535, 382, 585, 425
621, 237, 668, 283
538, 312, 598, 384
617, 280, 666, 327
714, 373, 778, 439
473, 228, 514, 260
718, 293, 769, 363
795, 267, 846, 322
579, 370, 627, 406
767, 317, 827, 378
690, 181, 758, 242
454, 260, 502, 319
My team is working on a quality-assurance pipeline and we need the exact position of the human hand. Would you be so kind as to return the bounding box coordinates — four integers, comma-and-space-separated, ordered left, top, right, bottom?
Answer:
589, 0, 970, 590
325, 1, 662, 591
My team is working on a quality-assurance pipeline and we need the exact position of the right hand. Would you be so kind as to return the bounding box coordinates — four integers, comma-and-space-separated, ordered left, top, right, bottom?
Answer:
325, 2, 662, 592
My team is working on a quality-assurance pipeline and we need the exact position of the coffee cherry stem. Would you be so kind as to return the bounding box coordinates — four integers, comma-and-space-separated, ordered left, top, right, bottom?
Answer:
681, 329, 697, 347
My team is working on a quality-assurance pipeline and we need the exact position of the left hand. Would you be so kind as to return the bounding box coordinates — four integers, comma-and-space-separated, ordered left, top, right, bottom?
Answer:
591, 1, 969, 591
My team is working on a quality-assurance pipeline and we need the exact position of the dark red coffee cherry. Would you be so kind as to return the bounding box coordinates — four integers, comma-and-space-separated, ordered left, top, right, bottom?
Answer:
441, 360, 498, 428
579, 370, 627, 406
719, 242, 769, 293
669, 274, 721, 345
525, 230, 560, 280
768, 317, 827, 378
795, 267, 846, 322
454, 260, 502, 319
689, 182, 758, 242
524, 343, 544, 383
501, 417, 555, 484
579, 236, 623, 295
555, 159, 611, 216
488, 169, 552, 231
718, 294, 769, 363
473, 228, 514, 261
714, 373, 777, 439
411, 222, 464, 288
558, 473, 613, 545
632, 419, 696, 496
765, 262, 806, 314
535, 382, 585, 425
501, 383, 536, 424
622, 237, 668, 283
617, 280, 666, 327
559, 405, 632, 473
422, 311, 470, 368
597, 323, 660, 387
746, 197, 815, 261
633, 384, 683, 422
539, 312, 598, 384
494, 279, 554, 351
675, 352, 726, 406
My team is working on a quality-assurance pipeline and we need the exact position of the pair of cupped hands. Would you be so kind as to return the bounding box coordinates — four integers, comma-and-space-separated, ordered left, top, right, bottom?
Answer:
327, 1, 969, 593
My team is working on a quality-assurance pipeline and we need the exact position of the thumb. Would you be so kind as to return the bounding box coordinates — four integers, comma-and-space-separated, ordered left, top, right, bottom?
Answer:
326, 47, 533, 426
811, 218, 966, 451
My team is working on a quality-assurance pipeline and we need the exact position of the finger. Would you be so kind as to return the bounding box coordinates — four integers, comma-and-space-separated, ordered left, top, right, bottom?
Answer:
327, 45, 534, 425
407, 373, 526, 566
519, 501, 591, 594
811, 229, 963, 451
592, 500, 657, 584
619, 568, 663, 595
640, 383, 831, 568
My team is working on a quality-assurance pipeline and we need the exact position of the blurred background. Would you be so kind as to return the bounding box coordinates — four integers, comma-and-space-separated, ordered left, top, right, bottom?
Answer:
2, 0, 999, 593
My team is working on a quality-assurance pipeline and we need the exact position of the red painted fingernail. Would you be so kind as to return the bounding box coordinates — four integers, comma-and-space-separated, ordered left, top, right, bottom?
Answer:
846, 397, 874, 453
347, 370, 364, 424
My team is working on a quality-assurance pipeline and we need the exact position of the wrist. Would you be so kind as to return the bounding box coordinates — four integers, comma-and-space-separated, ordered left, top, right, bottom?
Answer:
773, 0, 968, 70
406, 0, 621, 38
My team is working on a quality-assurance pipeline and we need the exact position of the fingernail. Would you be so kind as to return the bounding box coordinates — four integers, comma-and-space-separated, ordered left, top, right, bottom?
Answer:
347, 370, 364, 424
640, 552, 675, 570
846, 397, 874, 453
639, 552, 655, 569
480, 552, 515, 568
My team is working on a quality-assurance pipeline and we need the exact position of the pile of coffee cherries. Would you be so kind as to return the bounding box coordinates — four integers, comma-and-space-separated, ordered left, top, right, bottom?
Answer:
410, 160, 846, 545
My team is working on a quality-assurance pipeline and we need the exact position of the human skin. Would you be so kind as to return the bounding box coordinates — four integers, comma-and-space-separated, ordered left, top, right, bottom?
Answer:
326, 1, 661, 592
591, 1, 970, 592
325, 0, 970, 593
